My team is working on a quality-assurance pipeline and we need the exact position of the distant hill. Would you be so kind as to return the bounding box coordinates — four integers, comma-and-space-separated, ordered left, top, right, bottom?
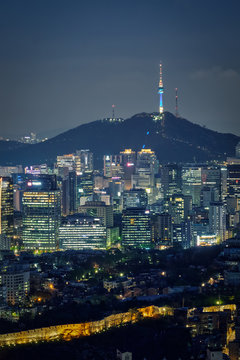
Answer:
0, 112, 239, 167
0, 140, 28, 157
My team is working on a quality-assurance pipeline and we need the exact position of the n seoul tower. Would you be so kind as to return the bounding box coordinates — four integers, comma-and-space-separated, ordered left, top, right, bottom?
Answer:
158, 63, 164, 115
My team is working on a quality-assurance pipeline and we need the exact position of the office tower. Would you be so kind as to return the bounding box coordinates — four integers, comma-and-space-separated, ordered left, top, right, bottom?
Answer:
182, 166, 202, 206
136, 149, 159, 175
22, 176, 61, 251
120, 149, 136, 190
227, 164, 240, 207
201, 167, 221, 200
153, 213, 172, 247
59, 215, 106, 250
209, 202, 226, 242
103, 155, 112, 178
201, 187, 219, 209
0, 270, 30, 305
0, 177, 14, 241
122, 208, 152, 248
166, 194, 185, 225
184, 195, 193, 219
103, 155, 123, 178
75, 149, 94, 172
0, 234, 11, 250
172, 220, 194, 249
57, 154, 81, 174
68, 171, 77, 214
132, 149, 159, 204
160, 164, 182, 197
77, 170, 94, 205
220, 166, 228, 200
123, 189, 148, 209
111, 156, 124, 178
236, 141, 240, 159
78, 200, 113, 227
108, 178, 124, 213
60, 171, 77, 216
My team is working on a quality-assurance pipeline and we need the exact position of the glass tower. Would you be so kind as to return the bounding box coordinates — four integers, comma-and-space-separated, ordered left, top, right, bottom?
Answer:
22, 179, 61, 251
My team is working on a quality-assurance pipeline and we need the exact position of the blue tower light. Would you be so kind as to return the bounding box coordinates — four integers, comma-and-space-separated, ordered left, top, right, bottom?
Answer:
158, 63, 164, 114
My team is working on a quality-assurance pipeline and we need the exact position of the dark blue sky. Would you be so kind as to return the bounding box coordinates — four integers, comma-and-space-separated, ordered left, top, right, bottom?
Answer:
1, 0, 240, 138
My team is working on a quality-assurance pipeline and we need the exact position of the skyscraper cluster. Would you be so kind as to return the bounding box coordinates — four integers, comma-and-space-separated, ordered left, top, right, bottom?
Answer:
0, 139, 240, 254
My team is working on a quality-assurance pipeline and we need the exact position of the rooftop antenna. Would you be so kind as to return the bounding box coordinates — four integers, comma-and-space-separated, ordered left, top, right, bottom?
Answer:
112, 104, 116, 119
175, 88, 179, 117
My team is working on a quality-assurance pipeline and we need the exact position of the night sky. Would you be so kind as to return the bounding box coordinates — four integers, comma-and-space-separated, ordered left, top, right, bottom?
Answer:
0, 0, 240, 139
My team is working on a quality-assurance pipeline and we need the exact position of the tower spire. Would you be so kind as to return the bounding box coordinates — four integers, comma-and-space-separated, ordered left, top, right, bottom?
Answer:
158, 63, 164, 114
175, 88, 179, 117
112, 104, 115, 119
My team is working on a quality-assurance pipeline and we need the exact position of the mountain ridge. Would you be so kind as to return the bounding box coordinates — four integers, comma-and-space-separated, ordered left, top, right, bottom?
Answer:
0, 112, 239, 167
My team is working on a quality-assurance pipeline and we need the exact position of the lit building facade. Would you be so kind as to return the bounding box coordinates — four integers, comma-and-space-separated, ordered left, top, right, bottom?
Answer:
209, 202, 226, 242
0, 177, 14, 241
22, 178, 61, 250
123, 189, 148, 209
59, 215, 106, 250
0, 271, 30, 305
57, 154, 81, 174
182, 167, 202, 206
78, 200, 113, 227
122, 208, 152, 248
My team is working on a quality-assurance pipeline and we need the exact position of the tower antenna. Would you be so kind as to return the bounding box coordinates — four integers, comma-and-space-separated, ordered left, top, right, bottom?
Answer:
175, 88, 179, 117
158, 63, 164, 115
112, 104, 116, 119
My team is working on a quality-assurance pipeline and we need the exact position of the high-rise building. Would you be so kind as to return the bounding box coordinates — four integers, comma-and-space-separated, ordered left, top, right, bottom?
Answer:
123, 189, 148, 209
57, 154, 81, 174
78, 200, 113, 227
122, 208, 152, 248
153, 213, 172, 247
160, 164, 182, 197
68, 171, 77, 214
201, 167, 221, 199
120, 149, 136, 190
59, 215, 106, 250
0, 177, 14, 241
76, 149, 94, 172
136, 149, 159, 175
0, 270, 30, 305
209, 202, 226, 242
103, 155, 123, 178
182, 166, 202, 206
201, 187, 219, 209
165, 194, 185, 225
0, 234, 11, 250
172, 220, 194, 249
22, 176, 61, 251
132, 149, 159, 204
77, 170, 94, 205
227, 164, 240, 207
236, 141, 240, 159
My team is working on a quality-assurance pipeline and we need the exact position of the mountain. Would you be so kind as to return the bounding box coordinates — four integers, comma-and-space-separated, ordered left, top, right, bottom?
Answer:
0, 112, 239, 167
0, 140, 28, 155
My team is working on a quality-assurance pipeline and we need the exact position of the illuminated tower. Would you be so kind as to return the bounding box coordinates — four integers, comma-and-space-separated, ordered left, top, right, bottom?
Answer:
158, 63, 164, 114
